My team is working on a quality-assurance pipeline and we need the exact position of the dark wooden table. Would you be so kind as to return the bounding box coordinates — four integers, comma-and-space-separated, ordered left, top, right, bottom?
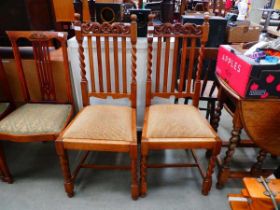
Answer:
212, 75, 280, 188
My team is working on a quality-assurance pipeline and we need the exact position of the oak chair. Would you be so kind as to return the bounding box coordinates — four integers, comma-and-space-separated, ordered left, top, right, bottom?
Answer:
141, 15, 222, 196
0, 56, 13, 183
0, 31, 74, 180
55, 14, 138, 199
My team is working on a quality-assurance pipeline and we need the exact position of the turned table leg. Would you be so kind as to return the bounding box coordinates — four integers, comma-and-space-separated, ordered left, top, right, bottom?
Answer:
217, 110, 242, 189
211, 87, 224, 131
250, 149, 267, 176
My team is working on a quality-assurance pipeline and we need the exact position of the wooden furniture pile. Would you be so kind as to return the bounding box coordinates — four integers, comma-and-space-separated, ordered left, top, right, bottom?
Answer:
228, 177, 280, 210
0, 13, 225, 200
0, 12, 279, 207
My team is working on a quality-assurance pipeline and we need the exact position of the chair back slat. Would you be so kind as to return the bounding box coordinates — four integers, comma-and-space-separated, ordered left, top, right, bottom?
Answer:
104, 36, 112, 92
155, 37, 162, 92
178, 37, 188, 93
32, 41, 56, 101
186, 38, 196, 94
87, 37, 96, 92
95, 36, 104, 92
163, 37, 171, 93
6, 31, 73, 104
122, 37, 127, 93
170, 37, 179, 92
74, 13, 137, 108
146, 15, 209, 107
113, 37, 120, 93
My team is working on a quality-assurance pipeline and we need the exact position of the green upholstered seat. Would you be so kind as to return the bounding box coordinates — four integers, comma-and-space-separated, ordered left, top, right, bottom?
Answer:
0, 102, 9, 116
0, 103, 72, 135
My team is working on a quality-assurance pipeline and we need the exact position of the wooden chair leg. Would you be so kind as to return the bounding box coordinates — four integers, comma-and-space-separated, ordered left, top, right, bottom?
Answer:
130, 145, 138, 200
206, 101, 211, 120
0, 144, 13, 183
55, 141, 74, 197
202, 145, 220, 195
140, 145, 148, 197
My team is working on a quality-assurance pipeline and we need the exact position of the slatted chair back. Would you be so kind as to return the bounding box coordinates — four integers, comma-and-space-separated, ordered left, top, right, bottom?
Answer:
0, 56, 12, 103
145, 15, 209, 107
74, 13, 137, 108
6, 31, 73, 105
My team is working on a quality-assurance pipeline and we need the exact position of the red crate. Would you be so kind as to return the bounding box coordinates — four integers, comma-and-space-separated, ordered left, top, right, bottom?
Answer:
216, 45, 280, 99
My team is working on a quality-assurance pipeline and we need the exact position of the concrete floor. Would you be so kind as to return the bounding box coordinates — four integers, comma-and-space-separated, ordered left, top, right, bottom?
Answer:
0, 107, 278, 210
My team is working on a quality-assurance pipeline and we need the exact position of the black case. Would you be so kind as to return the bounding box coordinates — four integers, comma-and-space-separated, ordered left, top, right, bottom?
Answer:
95, 3, 122, 23
129, 9, 151, 37
182, 15, 228, 47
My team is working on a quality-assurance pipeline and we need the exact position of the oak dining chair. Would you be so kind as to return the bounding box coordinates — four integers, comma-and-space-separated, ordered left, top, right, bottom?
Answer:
55, 14, 138, 200
0, 56, 13, 183
140, 15, 222, 196
0, 31, 74, 180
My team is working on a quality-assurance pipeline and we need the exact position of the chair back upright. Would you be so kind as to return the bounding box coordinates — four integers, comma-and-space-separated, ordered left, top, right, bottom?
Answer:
74, 13, 138, 108
0, 56, 12, 103
6, 31, 73, 105
145, 14, 209, 107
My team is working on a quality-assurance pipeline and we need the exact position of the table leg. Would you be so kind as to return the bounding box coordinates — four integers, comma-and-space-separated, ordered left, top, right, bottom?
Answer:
217, 110, 242, 189
250, 149, 267, 176
211, 87, 224, 131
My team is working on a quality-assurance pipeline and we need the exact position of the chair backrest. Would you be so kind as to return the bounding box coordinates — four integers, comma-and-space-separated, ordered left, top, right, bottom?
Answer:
145, 14, 209, 107
74, 13, 138, 108
0, 56, 13, 103
6, 31, 73, 105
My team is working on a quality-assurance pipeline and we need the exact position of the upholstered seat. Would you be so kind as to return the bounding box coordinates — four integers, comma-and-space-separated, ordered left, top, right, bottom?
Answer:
0, 102, 9, 116
145, 104, 217, 139
62, 105, 136, 142
0, 103, 72, 135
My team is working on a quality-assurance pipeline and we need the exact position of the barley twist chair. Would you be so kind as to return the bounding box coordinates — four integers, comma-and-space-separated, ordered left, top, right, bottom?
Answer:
0, 56, 13, 183
55, 14, 138, 200
140, 15, 222, 196
0, 31, 74, 180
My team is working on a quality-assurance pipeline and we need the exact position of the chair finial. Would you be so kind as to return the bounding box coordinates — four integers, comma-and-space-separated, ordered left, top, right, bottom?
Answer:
130, 14, 137, 22
74, 13, 81, 22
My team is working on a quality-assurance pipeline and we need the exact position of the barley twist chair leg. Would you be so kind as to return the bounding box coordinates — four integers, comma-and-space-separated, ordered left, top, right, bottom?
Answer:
56, 142, 74, 197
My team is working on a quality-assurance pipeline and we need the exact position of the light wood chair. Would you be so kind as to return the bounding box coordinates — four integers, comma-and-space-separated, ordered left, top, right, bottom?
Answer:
140, 15, 222, 196
55, 14, 138, 199
0, 31, 74, 180
0, 56, 13, 183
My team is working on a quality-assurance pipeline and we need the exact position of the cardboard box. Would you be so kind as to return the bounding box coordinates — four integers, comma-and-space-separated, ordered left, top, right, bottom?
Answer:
227, 25, 261, 43
216, 45, 280, 99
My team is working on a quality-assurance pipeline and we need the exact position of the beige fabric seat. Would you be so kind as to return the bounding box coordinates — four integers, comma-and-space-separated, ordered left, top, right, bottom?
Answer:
0, 103, 72, 135
145, 104, 217, 139
62, 105, 136, 142
0, 102, 9, 116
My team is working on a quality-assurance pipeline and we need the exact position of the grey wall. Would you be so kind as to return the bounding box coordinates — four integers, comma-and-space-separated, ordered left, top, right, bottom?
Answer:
249, 0, 268, 23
